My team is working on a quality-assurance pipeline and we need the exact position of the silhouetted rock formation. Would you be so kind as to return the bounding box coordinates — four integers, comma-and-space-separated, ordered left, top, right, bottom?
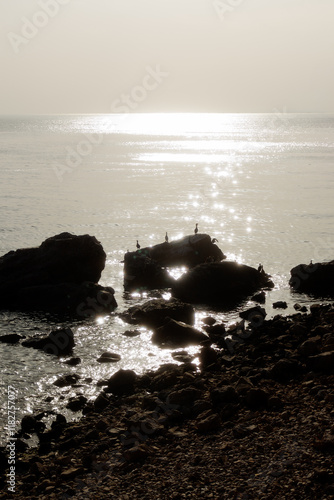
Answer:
123, 233, 226, 292
0, 233, 117, 317
290, 261, 334, 296
172, 261, 274, 307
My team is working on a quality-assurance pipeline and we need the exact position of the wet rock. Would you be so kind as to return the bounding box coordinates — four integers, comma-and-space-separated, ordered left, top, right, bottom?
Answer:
106, 369, 137, 396
290, 261, 334, 296
171, 351, 194, 363
199, 346, 218, 369
53, 373, 80, 387
273, 301, 288, 309
201, 316, 216, 326
125, 298, 195, 329
294, 303, 308, 312
252, 291, 266, 303
97, 352, 121, 363
66, 396, 87, 411
0, 333, 24, 344
64, 357, 81, 366
172, 261, 274, 307
122, 329, 141, 337
239, 306, 267, 326
93, 392, 111, 411
22, 327, 74, 356
21, 415, 38, 433
152, 318, 208, 348
204, 323, 226, 338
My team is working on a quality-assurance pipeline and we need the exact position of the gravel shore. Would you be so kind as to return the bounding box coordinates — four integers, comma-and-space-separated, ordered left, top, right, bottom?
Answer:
1, 303, 333, 499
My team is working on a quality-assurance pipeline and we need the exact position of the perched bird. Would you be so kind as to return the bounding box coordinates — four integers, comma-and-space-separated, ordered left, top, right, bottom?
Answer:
165, 232, 169, 243
194, 223, 198, 234
258, 263, 264, 273
136, 240, 140, 249
211, 238, 219, 244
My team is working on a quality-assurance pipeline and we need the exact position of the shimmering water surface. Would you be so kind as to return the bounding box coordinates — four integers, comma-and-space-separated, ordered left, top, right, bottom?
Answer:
0, 113, 333, 444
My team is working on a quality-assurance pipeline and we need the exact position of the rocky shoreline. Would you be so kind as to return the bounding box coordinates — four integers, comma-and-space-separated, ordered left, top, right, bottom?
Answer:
1, 303, 333, 499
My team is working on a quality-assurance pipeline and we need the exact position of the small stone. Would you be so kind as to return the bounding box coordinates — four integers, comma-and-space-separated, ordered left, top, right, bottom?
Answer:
60, 467, 84, 480
53, 374, 80, 387
273, 301, 288, 309
195, 411, 221, 433
66, 395, 87, 411
64, 357, 81, 366
97, 352, 121, 363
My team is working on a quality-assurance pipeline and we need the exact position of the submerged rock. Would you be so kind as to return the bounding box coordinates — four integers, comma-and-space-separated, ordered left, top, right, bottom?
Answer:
172, 261, 274, 307
0, 233, 117, 317
290, 261, 334, 296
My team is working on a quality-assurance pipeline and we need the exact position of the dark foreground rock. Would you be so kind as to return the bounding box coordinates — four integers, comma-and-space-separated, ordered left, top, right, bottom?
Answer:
151, 318, 209, 347
290, 260, 334, 296
172, 261, 274, 307
0, 233, 117, 317
2, 305, 334, 499
123, 233, 226, 291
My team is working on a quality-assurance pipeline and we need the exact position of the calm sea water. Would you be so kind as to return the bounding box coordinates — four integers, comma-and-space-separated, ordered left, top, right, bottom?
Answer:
0, 113, 333, 444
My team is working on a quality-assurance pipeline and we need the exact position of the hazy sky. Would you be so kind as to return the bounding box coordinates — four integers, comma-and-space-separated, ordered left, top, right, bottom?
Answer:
1, 0, 333, 114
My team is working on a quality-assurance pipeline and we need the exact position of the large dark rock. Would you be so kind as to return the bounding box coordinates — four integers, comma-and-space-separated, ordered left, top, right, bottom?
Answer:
172, 261, 274, 307
16, 282, 117, 318
290, 261, 334, 297
130, 233, 225, 267
123, 234, 226, 291
106, 369, 137, 395
0, 233, 106, 288
123, 298, 195, 329
151, 318, 209, 348
0, 233, 117, 316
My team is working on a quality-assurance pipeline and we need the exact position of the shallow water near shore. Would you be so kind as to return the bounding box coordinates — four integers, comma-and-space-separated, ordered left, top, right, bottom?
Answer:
0, 113, 333, 445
